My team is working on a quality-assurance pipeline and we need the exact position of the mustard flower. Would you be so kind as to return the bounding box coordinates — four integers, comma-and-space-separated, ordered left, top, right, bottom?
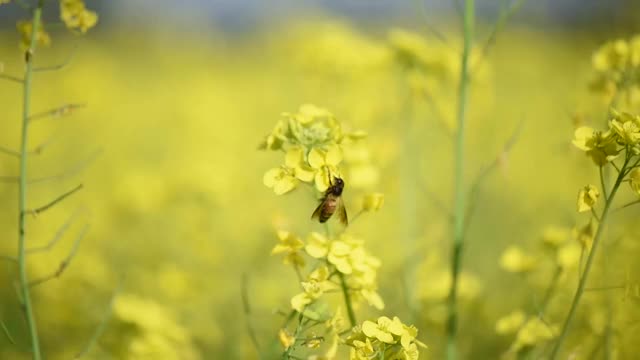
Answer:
387, 28, 455, 80
278, 328, 295, 350
421, 270, 482, 302
347, 316, 426, 360
308, 145, 343, 191
261, 104, 372, 196
263, 166, 297, 195
629, 168, 640, 194
259, 119, 287, 150
285, 146, 316, 182
509, 317, 557, 353
609, 110, 640, 145
271, 230, 305, 266
572, 127, 618, 165
556, 242, 582, 269
541, 225, 570, 248
577, 184, 600, 213
496, 310, 526, 335
500, 246, 537, 273
573, 221, 595, 251
17, 20, 51, 49
290, 266, 336, 312
361, 316, 403, 344
592, 39, 629, 74
60, 0, 98, 33
285, 104, 343, 147
305, 232, 384, 310
350, 338, 375, 360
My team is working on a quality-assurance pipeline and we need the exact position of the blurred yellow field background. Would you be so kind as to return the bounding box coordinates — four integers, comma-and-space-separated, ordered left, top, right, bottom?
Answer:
1, 5, 640, 359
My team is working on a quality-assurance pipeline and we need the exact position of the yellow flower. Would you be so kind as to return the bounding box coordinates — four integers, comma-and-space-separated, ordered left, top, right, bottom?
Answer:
305, 232, 330, 258
500, 246, 537, 273
271, 230, 305, 266
296, 104, 334, 124
290, 266, 336, 312
259, 119, 287, 150
327, 240, 353, 274
496, 310, 526, 335
629, 168, 640, 194
306, 336, 322, 349
592, 39, 629, 73
610, 110, 640, 145
509, 317, 557, 353
362, 193, 385, 212
350, 338, 375, 360
263, 166, 297, 195
572, 126, 618, 165
326, 308, 346, 333
387, 28, 454, 80
278, 328, 295, 350
573, 221, 595, 251
360, 288, 385, 310
284, 146, 315, 182
557, 242, 582, 269
577, 184, 600, 213
308, 145, 343, 191
16, 19, 51, 49
60, 0, 98, 33
361, 316, 402, 344
1, 0, 10, 5
541, 225, 570, 248
402, 343, 420, 360
284, 104, 343, 147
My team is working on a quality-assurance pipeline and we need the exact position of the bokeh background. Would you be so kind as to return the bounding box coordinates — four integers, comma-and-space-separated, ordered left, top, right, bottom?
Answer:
1, 1, 640, 359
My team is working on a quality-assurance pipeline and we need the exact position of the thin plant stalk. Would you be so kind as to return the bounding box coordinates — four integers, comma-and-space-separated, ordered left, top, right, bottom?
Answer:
338, 272, 357, 327
446, 0, 474, 359
324, 223, 356, 327
18, 1, 45, 359
549, 155, 630, 359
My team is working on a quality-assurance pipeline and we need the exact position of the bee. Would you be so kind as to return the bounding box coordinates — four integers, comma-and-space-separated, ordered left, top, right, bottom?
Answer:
311, 176, 348, 226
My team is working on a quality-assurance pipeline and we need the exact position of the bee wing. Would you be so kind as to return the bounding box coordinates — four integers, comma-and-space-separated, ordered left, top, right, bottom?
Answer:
338, 197, 348, 226
311, 199, 325, 221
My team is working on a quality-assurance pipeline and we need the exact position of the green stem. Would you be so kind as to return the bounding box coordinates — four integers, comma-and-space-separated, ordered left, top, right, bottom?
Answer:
338, 272, 357, 327
18, 2, 45, 360
549, 157, 629, 359
323, 222, 356, 327
446, 1, 474, 359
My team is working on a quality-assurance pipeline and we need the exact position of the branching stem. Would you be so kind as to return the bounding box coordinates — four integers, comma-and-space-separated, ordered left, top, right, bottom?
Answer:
550, 155, 630, 358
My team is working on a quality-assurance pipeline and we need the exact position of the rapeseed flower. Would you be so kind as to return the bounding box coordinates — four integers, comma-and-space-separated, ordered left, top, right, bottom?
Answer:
577, 185, 600, 213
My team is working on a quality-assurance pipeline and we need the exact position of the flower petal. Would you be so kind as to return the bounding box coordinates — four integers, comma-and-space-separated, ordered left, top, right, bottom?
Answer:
325, 145, 343, 166
308, 148, 325, 169
263, 168, 282, 187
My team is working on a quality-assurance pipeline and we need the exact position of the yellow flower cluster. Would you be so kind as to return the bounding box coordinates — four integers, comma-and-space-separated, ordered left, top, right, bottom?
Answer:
60, 0, 99, 33
387, 29, 456, 80
496, 312, 558, 354
14, 0, 98, 49
577, 184, 600, 212
589, 35, 640, 100
261, 104, 369, 194
499, 246, 537, 273
17, 19, 51, 49
345, 316, 426, 360
573, 109, 640, 165
112, 294, 201, 359
540, 224, 588, 270
271, 231, 385, 312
